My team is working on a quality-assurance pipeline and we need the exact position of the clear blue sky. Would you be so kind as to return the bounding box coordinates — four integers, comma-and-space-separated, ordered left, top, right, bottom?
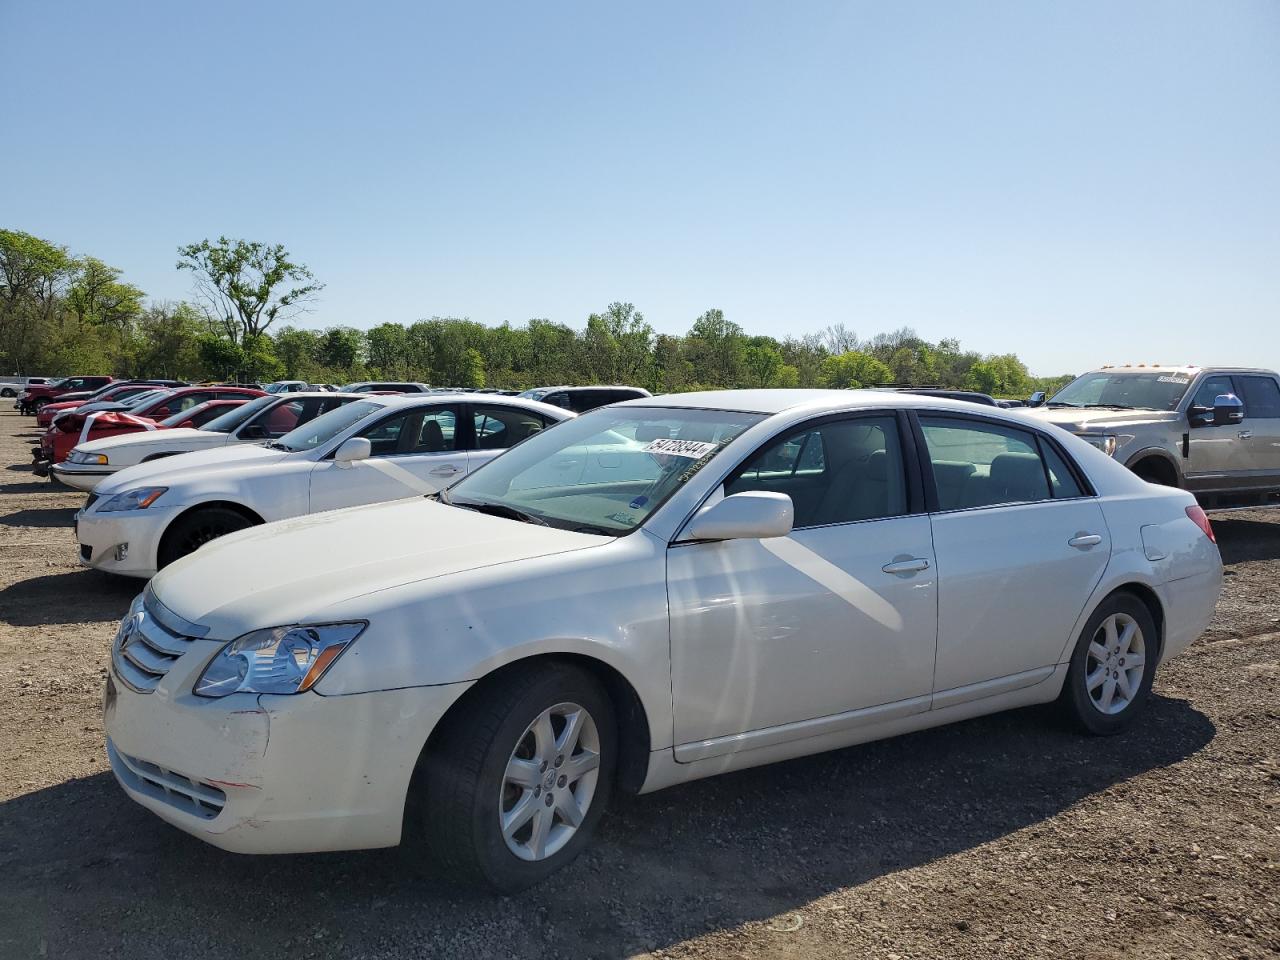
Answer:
3, 0, 1277, 376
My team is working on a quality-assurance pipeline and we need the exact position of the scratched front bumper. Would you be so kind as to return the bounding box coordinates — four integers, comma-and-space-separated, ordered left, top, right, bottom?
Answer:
103, 642, 471, 854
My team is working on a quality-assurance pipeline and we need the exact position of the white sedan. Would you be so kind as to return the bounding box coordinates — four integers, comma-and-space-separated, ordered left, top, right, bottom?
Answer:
52, 392, 363, 492
77, 393, 571, 577
101, 390, 1221, 891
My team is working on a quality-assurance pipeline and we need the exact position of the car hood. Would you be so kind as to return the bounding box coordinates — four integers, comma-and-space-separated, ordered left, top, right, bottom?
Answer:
1021, 407, 1182, 431
150, 498, 611, 637
94, 442, 286, 495
77, 427, 223, 454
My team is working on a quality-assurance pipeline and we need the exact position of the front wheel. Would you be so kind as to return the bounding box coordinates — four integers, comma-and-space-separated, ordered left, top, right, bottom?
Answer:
413, 663, 616, 892
157, 506, 255, 568
1060, 592, 1158, 735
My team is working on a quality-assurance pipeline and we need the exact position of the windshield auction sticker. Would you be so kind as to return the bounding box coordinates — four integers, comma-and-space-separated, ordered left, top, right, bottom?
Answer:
1157, 376, 1190, 384
643, 438, 720, 459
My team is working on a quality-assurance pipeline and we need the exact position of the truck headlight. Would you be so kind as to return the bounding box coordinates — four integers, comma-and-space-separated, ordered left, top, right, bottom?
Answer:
97, 487, 167, 511
1079, 434, 1118, 457
194, 622, 367, 698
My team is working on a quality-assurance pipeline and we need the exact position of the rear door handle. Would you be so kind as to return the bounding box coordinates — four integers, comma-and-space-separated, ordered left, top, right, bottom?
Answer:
1068, 534, 1103, 548
882, 558, 930, 575
429, 464, 461, 476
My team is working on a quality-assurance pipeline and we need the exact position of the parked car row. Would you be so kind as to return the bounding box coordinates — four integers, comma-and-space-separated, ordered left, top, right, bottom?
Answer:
63, 383, 1223, 892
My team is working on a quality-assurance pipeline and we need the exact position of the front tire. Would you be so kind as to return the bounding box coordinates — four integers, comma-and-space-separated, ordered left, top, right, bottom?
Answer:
413, 663, 616, 892
157, 506, 255, 568
1060, 592, 1158, 735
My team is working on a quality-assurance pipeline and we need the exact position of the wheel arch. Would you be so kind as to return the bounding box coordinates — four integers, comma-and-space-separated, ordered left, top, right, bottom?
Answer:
417, 652, 653, 797
157, 499, 267, 563
1066, 580, 1167, 666
1123, 448, 1183, 487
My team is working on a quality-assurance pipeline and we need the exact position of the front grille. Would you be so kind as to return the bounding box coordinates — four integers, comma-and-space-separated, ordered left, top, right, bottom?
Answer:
107, 742, 226, 819
112, 607, 196, 693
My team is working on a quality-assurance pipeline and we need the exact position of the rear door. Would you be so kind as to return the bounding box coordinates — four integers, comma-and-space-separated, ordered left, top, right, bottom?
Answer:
916, 414, 1111, 703
308, 403, 467, 512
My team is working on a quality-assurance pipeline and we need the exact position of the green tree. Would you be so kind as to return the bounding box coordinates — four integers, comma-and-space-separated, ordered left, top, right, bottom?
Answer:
274, 326, 322, 379
66, 257, 144, 329
0, 229, 74, 371
177, 237, 323, 345
685, 308, 746, 387
743, 336, 784, 387
366, 322, 411, 377
317, 326, 364, 371
820, 351, 893, 389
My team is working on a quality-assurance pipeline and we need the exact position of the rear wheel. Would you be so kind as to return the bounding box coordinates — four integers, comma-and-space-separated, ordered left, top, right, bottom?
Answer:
157, 506, 255, 568
412, 663, 616, 892
1060, 592, 1158, 735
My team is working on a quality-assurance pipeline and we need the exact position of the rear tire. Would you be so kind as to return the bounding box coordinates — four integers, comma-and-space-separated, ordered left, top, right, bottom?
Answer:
1060, 592, 1158, 735
412, 663, 616, 892
157, 506, 255, 569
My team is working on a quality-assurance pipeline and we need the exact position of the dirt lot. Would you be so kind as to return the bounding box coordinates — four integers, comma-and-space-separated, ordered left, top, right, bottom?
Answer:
0, 408, 1276, 960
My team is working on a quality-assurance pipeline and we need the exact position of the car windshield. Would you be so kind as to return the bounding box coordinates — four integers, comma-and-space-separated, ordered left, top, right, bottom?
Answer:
445, 406, 763, 534
158, 401, 217, 427
44, 377, 68, 388
1049, 372, 1192, 411
199, 395, 276, 433
120, 389, 167, 408
273, 400, 383, 452
338, 383, 371, 392
518, 388, 553, 400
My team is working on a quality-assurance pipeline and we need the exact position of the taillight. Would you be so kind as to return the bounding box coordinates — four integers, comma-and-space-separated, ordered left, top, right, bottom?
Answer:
1186, 505, 1216, 543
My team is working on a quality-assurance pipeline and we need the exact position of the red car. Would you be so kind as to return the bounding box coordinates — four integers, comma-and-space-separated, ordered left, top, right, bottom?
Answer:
36, 383, 172, 428
18, 375, 114, 414
35, 387, 265, 472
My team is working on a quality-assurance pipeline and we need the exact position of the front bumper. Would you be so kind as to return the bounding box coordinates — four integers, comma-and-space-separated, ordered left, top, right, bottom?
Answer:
52, 461, 117, 492
76, 503, 182, 577
103, 646, 472, 854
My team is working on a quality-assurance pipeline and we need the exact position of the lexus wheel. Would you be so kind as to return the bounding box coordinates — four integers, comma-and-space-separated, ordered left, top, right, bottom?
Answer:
414, 662, 616, 892
157, 506, 255, 568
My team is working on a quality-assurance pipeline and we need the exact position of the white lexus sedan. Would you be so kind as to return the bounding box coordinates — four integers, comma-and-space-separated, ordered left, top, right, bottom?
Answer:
53, 392, 363, 492
77, 393, 572, 577
102, 390, 1221, 892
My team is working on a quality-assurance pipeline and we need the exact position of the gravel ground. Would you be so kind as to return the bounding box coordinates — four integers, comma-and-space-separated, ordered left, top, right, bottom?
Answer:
0, 408, 1276, 960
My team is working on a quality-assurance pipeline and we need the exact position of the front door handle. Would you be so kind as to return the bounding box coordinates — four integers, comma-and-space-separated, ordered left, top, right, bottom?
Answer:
1239, 430, 1253, 439
429, 464, 461, 476
1068, 533, 1103, 548
882, 558, 930, 575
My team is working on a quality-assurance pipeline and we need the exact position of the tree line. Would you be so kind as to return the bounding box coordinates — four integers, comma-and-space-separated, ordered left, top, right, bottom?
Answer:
0, 229, 1074, 397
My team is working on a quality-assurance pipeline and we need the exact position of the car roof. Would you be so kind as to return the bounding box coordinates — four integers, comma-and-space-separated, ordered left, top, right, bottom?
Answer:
616, 388, 1031, 417
358, 392, 573, 415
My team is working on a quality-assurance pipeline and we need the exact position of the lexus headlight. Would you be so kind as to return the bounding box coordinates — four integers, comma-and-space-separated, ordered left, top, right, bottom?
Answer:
194, 622, 366, 698
1079, 434, 1118, 457
97, 487, 167, 511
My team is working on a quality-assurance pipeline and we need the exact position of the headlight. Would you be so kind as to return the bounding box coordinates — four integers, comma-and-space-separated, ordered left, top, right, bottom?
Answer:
97, 487, 168, 511
1079, 434, 1118, 457
194, 622, 366, 698
70, 451, 108, 465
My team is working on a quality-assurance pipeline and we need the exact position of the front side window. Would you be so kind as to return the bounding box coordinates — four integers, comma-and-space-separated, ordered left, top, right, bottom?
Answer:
356, 406, 459, 455
473, 406, 548, 450
1190, 374, 1237, 411
447, 406, 762, 533
275, 400, 384, 452
728, 417, 907, 526
920, 417, 1056, 510
1050, 372, 1192, 411
1239, 376, 1280, 418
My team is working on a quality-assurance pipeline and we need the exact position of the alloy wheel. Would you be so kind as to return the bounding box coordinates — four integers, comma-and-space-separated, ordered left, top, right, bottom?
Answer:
499, 701, 601, 862
1085, 612, 1146, 715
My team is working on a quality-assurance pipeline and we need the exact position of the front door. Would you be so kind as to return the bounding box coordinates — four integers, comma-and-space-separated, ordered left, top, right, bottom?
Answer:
1185, 373, 1248, 493
308, 404, 467, 513
667, 414, 938, 761
916, 415, 1112, 700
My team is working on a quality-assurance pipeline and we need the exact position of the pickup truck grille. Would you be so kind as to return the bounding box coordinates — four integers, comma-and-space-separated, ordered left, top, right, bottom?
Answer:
111, 606, 195, 693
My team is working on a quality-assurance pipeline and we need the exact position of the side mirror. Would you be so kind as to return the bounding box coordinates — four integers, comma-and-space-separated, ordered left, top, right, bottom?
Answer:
1212, 393, 1244, 426
334, 437, 372, 463
1027, 391, 1047, 408
685, 491, 794, 542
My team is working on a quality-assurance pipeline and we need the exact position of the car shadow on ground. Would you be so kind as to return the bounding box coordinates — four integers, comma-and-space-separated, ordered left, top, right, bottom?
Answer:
0, 569, 138, 626
0, 506, 79, 529
0, 481, 66, 495
1213, 516, 1280, 564
0, 695, 1214, 959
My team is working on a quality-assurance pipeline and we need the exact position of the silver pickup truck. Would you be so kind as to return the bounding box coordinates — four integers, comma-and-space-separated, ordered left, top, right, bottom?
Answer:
1024, 365, 1280, 510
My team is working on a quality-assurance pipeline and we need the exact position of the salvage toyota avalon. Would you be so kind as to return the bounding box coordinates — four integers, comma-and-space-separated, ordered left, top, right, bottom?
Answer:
102, 389, 1222, 891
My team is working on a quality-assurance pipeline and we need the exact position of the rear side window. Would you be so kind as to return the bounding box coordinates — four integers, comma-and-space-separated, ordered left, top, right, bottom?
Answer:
473, 406, 549, 450
1239, 376, 1280, 418
920, 417, 1052, 510
1041, 442, 1085, 499
728, 416, 907, 527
